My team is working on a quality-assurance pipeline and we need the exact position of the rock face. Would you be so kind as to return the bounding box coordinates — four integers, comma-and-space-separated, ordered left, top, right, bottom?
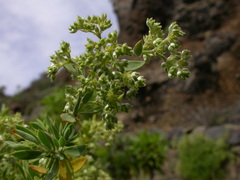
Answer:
112, 0, 174, 45
113, 0, 232, 41
184, 32, 236, 93
113, 0, 240, 130
173, 0, 231, 36
166, 124, 240, 147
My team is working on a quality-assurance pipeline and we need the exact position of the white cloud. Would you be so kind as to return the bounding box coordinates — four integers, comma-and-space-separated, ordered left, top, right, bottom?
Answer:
0, 0, 118, 95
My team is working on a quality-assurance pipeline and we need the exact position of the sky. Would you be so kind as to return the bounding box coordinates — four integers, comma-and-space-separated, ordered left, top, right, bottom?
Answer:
0, 0, 119, 95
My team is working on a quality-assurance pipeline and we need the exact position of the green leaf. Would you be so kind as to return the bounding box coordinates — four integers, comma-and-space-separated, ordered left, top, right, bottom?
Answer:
73, 93, 82, 117
38, 130, 55, 151
15, 163, 26, 179
5, 141, 31, 151
65, 145, 86, 157
78, 103, 101, 114
16, 129, 39, 144
67, 125, 75, 141
29, 165, 47, 174
54, 118, 63, 136
73, 90, 95, 117
133, 39, 143, 56
63, 124, 73, 141
30, 122, 45, 131
71, 157, 87, 173
46, 116, 59, 139
124, 61, 145, 71
50, 123, 59, 139
59, 136, 66, 147
36, 119, 47, 131
81, 90, 94, 104
59, 158, 74, 180
12, 150, 42, 160
52, 137, 59, 149
64, 63, 78, 76
61, 113, 76, 123
16, 125, 38, 139
45, 159, 59, 180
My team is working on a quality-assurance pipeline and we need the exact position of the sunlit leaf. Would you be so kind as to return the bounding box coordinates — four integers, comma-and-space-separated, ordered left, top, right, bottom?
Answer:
71, 157, 87, 173
29, 165, 47, 174
60, 113, 76, 123
59, 158, 74, 180
124, 61, 145, 71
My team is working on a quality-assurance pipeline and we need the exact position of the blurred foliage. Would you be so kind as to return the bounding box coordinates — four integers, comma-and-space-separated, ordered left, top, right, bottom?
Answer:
96, 130, 169, 180
75, 118, 123, 179
0, 104, 24, 179
40, 88, 65, 118
177, 133, 232, 180
129, 131, 168, 177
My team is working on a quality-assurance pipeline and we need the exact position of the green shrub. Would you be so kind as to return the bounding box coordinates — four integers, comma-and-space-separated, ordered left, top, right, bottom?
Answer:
96, 134, 132, 180
130, 131, 168, 179
96, 130, 168, 180
177, 133, 230, 180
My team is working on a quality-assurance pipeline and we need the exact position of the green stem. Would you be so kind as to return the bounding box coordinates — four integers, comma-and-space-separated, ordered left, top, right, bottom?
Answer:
158, 54, 167, 61
142, 50, 153, 54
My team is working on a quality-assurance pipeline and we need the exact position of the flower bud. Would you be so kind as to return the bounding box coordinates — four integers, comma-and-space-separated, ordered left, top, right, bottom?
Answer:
168, 43, 176, 52
126, 88, 137, 99
153, 38, 162, 46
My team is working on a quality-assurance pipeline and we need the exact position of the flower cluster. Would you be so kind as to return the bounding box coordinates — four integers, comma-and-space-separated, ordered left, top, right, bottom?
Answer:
47, 14, 190, 129
142, 18, 191, 79
69, 14, 112, 38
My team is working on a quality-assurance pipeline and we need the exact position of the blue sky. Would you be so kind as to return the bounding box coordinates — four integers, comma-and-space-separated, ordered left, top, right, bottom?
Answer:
0, 0, 118, 95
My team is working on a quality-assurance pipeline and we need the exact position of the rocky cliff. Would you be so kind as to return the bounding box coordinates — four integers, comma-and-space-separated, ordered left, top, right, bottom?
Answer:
113, 0, 240, 131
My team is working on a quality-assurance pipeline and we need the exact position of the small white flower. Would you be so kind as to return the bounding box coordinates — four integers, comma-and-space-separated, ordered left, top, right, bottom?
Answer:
137, 76, 144, 81
39, 158, 46, 164
131, 72, 138, 77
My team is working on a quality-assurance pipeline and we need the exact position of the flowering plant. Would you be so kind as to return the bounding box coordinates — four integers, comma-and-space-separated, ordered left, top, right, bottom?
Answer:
5, 14, 190, 180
